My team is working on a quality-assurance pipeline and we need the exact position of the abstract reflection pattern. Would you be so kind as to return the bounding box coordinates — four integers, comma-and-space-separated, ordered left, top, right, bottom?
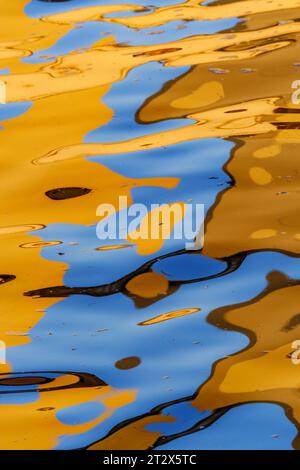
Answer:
1, 0, 300, 450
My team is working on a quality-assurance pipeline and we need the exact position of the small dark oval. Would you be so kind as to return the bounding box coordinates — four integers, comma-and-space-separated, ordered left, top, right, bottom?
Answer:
0, 376, 52, 386
45, 187, 92, 200
115, 356, 141, 370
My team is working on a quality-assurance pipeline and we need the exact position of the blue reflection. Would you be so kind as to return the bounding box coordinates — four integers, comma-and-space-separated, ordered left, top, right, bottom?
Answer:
0, 102, 32, 123
157, 403, 297, 450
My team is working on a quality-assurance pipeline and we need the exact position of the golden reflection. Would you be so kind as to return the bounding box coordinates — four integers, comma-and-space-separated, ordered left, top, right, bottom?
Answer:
44, 4, 146, 25
134, 26, 300, 258
126, 272, 169, 298
0, 1, 187, 448
88, 414, 175, 450
0, 1, 69, 64
108, 0, 300, 29
127, 202, 186, 255
4, 21, 300, 103
139, 307, 200, 326
0, 79, 178, 360
37, 97, 276, 163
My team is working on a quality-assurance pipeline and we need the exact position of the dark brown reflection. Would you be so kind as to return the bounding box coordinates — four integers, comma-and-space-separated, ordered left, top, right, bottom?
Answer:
0, 371, 107, 394
133, 47, 181, 57
45, 187, 92, 200
24, 249, 246, 299
115, 357, 141, 370
0, 274, 16, 285
86, 387, 231, 450
0, 376, 51, 386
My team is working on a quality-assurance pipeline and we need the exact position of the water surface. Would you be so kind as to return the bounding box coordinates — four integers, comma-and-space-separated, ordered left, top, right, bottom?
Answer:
1, 0, 300, 450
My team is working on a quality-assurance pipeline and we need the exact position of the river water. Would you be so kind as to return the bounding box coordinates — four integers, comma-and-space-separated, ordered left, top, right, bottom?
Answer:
1, 0, 300, 450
